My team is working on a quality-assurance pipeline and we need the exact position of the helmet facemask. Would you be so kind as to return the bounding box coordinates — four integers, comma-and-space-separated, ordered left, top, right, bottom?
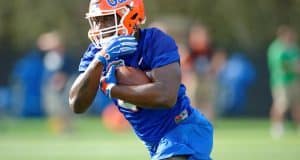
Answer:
87, 7, 131, 49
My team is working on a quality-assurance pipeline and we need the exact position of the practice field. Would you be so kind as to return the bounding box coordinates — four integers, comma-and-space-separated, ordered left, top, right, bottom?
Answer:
0, 117, 299, 160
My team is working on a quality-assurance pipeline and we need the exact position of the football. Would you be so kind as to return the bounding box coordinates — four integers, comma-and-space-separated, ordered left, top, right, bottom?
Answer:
116, 66, 151, 85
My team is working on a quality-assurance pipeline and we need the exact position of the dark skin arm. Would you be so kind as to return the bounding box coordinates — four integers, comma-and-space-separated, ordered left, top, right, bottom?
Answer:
111, 62, 181, 109
69, 51, 105, 114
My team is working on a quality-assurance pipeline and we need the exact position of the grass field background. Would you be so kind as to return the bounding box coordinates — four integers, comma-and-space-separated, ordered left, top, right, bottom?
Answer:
0, 117, 299, 160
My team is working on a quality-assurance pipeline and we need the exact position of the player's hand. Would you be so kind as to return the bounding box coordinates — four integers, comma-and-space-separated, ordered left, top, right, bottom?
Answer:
97, 36, 138, 67
105, 36, 138, 59
100, 65, 117, 98
78, 44, 101, 72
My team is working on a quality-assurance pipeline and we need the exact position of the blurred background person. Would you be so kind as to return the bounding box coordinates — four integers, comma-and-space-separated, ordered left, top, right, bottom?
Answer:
178, 43, 198, 107
10, 35, 46, 117
40, 31, 75, 134
10, 31, 76, 133
186, 23, 214, 121
268, 25, 300, 139
215, 52, 256, 117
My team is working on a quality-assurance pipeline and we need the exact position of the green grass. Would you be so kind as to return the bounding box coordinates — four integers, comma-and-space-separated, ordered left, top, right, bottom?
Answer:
0, 117, 299, 160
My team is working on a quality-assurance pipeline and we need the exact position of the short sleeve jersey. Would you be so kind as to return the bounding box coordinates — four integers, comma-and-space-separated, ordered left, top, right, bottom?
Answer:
79, 28, 204, 144
268, 40, 300, 88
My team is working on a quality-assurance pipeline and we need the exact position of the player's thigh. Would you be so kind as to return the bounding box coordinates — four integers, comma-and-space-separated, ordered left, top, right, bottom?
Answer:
165, 156, 188, 160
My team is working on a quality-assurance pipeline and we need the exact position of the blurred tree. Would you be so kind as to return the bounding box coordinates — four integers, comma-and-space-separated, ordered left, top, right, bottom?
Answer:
0, 0, 299, 85
0, 0, 299, 116
0, 0, 299, 56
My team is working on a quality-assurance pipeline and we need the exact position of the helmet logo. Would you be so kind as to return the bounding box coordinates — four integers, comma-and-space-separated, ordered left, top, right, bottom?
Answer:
107, 0, 127, 7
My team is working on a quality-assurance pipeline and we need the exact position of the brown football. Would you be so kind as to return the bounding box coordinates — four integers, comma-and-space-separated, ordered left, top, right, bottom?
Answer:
116, 66, 151, 85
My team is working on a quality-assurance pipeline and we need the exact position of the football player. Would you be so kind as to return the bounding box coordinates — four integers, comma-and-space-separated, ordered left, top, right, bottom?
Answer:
69, 0, 213, 159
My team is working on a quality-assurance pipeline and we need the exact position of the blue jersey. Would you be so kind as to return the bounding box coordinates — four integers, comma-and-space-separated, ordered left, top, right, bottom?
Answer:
79, 28, 207, 144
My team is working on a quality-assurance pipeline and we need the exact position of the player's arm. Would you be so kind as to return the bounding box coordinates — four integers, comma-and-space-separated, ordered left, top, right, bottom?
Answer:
111, 62, 181, 109
69, 36, 138, 113
69, 58, 104, 114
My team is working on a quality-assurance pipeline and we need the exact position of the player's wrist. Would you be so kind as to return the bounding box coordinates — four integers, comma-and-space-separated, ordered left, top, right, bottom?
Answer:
95, 50, 108, 66
97, 56, 107, 67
